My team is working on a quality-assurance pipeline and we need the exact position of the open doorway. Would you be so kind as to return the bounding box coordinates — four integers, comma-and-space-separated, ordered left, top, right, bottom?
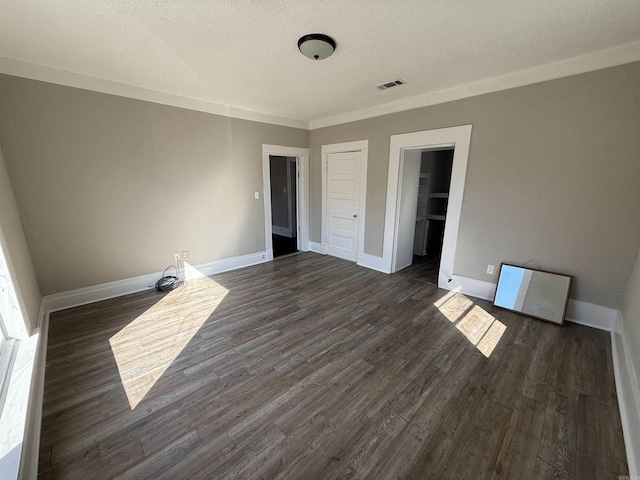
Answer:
269, 156, 298, 258
261, 144, 309, 261
409, 148, 454, 283
383, 125, 472, 291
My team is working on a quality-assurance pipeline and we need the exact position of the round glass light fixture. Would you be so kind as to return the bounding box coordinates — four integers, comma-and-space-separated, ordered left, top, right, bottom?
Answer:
298, 33, 336, 60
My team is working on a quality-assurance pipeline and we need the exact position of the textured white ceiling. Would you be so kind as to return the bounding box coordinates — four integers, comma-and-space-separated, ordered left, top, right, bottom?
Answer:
1, 0, 639, 124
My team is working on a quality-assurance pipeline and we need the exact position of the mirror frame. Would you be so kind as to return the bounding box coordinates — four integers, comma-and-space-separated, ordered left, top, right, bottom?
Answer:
492, 263, 573, 325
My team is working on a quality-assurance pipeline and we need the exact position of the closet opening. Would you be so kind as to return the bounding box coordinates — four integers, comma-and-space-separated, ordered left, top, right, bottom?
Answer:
395, 147, 454, 283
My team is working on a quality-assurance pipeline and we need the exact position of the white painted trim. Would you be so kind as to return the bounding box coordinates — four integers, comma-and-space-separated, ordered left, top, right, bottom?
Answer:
262, 145, 309, 157
357, 253, 390, 274
188, 252, 268, 278
287, 158, 294, 240
37, 298, 45, 330
272, 226, 292, 238
297, 154, 310, 252
611, 311, 640, 477
18, 320, 47, 480
565, 300, 618, 331
319, 140, 369, 155
308, 40, 640, 129
41, 251, 269, 314
4, 40, 639, 133
446, 275, 496, 302
262, 146, 310, 257
0, 58, 308, 130
383, 125, 472, 292
293, 160, 302, 251
309, 242, 326, 255
321, 141, 369, 260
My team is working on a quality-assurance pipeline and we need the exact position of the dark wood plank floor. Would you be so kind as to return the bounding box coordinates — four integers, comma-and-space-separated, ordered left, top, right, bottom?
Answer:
38, 253, 628, 479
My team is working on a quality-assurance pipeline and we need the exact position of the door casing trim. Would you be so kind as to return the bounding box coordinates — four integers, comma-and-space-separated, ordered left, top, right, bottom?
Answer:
262, 145, 310, 259
383, 125, 472, 288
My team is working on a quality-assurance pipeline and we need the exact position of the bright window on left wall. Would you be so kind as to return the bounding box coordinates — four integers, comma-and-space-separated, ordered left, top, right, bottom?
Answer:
0, 235, 36, 480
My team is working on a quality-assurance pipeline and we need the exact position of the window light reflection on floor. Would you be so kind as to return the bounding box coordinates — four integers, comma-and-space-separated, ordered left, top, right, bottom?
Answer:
109, 263, 228, 409
435, 291, 506, 358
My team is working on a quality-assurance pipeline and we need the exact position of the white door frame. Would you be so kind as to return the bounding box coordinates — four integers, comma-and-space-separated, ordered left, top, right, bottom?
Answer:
287, 157, 297, 238
321, 140, 368, 262
382, 125, 472, 291
262, 145, 310, 260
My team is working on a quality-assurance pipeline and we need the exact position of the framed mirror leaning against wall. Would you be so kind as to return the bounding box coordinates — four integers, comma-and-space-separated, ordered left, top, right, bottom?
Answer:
493, 263, 573, 325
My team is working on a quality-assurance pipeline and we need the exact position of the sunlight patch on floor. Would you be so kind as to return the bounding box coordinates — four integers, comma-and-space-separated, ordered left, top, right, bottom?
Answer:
456, 305, 507, 357
434, 290, 474, 323
435, 292, 506, 358
475, 317, 507, 357
109, 263, 228, 409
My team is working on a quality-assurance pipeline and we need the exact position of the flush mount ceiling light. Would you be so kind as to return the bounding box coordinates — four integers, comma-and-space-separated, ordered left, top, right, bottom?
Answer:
297, 33, 336, 60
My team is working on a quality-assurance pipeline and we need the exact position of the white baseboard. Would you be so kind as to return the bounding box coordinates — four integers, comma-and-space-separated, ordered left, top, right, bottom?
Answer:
185, 251, 268, 279
309, 242, 326, 255
565, 299, 618, 331
440, 274, 496, 301
272, 226, 292, 238
357, 253, 391, 273
41, 251, 269, 314
611, 311, 640, 477
18, 315, 48, 480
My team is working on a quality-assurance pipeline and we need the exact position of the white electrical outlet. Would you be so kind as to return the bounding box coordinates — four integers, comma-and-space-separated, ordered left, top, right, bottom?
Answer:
487, 264, 495, 275
181, 250, 189, 260
255, 192, 260, 199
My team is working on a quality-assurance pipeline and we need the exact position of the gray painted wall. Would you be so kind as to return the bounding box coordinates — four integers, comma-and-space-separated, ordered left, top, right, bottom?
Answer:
310, 62, 640, 309
0, 75, 308, 295
0, 63, 638, 310
0, 145, 41, 331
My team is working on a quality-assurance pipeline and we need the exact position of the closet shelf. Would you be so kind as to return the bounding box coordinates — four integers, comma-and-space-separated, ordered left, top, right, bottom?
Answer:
428, 214, 446, 221
430, 192, 449, 198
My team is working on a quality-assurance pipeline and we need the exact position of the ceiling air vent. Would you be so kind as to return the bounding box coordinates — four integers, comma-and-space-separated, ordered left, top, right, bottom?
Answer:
376, 79, 406, 90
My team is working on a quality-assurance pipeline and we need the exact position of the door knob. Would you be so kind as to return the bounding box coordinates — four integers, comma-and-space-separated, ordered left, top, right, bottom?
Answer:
353, 214, 358, 218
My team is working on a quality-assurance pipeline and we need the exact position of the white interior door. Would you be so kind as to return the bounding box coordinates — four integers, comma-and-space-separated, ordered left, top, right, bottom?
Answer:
394, 150, 421, 271
326, 151, 361, 262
